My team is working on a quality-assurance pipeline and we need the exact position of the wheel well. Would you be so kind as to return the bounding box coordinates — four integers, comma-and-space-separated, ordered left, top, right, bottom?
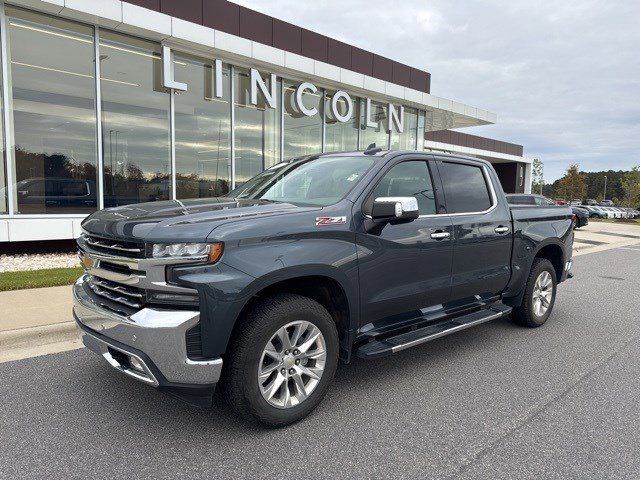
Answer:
535, 244, 564, 280
235, 275, 351, 345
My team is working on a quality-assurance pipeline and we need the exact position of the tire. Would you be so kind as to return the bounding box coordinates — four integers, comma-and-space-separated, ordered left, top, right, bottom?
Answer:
220, 293, 339, 427
512, 258, 557, 328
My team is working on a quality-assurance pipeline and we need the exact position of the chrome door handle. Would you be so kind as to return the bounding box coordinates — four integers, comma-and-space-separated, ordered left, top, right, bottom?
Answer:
430, 231, 451, 240
494, 226, 510, 234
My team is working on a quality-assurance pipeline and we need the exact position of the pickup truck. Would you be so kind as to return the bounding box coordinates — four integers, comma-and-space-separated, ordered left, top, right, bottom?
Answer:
74, 148, 574, 427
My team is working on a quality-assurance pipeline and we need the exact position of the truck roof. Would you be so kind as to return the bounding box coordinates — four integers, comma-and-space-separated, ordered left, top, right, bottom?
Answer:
313, 149, 493, 167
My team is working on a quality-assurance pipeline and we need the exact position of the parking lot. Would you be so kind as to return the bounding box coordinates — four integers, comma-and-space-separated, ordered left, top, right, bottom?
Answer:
1, 241, 640, 479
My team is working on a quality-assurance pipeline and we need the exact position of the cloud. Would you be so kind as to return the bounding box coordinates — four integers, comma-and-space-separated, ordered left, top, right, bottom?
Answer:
235, 0, 640, 181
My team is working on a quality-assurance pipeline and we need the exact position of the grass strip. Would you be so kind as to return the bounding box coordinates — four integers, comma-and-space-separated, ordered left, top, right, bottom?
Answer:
0, 267, 84, 292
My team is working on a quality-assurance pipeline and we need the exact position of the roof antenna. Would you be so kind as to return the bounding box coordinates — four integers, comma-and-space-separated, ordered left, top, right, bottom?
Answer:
364, 143, 383, 155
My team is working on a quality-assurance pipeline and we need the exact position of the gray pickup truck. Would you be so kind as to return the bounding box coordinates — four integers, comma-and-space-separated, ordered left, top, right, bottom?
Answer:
74, 148, 574, 426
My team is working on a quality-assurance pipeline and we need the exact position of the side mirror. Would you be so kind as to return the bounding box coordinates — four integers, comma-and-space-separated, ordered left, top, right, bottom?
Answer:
371, 197, 419, 222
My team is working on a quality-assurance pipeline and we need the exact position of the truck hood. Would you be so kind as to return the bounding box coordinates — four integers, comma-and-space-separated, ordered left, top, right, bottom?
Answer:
81, 197, 316, 243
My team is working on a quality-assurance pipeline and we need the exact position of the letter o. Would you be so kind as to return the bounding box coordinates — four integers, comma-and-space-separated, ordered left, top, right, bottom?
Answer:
331, 91, 353, 123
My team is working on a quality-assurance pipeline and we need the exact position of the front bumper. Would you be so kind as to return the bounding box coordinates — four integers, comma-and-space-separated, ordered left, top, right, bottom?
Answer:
73, 276, 223, 388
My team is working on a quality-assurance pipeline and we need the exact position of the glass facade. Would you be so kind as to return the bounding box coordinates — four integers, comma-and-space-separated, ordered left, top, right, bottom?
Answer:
390, 107, 419, 150
233, 67, 281, 186
0, 22, 5, 214
100, 31, 170, 207
360, 99, 388, 149
7, 7, 97, 214
0, 7, 426, 217
324, 90, 359, 152
173, 54, 231, 198
283, 80, 322, 158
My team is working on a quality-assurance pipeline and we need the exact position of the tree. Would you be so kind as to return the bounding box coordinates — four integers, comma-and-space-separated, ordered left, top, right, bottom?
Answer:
556, 164, 586, 201
621, 166, 640, 207
531, 158, 544, 195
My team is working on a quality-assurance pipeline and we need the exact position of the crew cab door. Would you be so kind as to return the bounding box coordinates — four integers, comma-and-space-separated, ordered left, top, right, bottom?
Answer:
435, 157, 512, 303
355, 156, 453, 327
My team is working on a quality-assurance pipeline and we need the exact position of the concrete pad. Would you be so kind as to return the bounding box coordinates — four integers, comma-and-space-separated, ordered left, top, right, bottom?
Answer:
573, 221, 640, 256
0, 321, 81, 364
0, 285, 72, 332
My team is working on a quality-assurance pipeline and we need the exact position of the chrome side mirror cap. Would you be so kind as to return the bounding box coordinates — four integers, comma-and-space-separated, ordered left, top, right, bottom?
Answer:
371, 197, 420, 221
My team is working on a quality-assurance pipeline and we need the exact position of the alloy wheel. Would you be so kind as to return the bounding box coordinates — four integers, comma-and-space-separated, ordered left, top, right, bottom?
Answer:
257, 321, 327, 409
532, 271, 553, 317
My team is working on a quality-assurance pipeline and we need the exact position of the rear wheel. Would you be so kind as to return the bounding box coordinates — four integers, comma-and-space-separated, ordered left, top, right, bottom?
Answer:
512, 258, 557, 328
221, 293, 339, 427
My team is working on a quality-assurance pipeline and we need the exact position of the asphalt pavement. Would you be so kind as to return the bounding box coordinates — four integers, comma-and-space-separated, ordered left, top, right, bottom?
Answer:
1, 244, 640, 479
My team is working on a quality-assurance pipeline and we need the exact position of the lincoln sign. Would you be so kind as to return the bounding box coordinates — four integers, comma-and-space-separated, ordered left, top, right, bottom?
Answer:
162, 46, 405, 134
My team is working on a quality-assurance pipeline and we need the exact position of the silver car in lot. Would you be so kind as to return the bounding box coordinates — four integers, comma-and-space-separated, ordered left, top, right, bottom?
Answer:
582, 206, 608, 218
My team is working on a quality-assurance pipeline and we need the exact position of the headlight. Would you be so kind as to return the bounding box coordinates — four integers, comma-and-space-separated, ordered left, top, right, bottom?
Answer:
152, 242, 223, 262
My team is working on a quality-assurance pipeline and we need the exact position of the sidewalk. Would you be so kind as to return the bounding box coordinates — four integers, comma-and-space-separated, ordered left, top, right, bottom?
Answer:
0, 285, 80, 363
0, 285, 73, 332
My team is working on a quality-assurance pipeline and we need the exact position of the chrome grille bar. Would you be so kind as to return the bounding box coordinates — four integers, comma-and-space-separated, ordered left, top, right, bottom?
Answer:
84, 235, 143, 255
91, 278, 144, 299
87, 275, 145, 309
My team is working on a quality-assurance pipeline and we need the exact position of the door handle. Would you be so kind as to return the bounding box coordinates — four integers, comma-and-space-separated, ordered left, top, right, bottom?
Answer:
494, 226, 510, 234
430, 231, 451, 240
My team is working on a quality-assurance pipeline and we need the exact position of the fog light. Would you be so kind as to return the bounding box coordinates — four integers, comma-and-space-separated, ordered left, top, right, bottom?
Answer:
129, 356, 145, 373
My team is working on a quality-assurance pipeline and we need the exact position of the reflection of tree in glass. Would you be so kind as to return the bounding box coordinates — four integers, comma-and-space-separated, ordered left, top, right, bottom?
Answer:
14, 147, 97, 181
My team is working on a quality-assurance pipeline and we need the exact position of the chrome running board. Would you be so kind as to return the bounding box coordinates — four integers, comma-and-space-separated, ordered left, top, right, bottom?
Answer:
356, 304, 512, 359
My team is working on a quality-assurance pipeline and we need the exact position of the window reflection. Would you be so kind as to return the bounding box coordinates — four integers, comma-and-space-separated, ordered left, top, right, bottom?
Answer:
390, 107, 418, 151
283, 81, 322, 159
360, 99, 388, 150
7, 7, 98, 214
100, 31, 170, 207
174, 54, 231, 199
324, 90, 359, 153
233, 68, 281, 186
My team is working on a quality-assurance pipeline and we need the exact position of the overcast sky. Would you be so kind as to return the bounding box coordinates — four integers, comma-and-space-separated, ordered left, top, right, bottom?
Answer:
236, 0, 639, 181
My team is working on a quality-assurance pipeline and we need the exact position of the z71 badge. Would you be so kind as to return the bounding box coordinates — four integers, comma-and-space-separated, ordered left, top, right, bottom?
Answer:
315, 216, 347, 226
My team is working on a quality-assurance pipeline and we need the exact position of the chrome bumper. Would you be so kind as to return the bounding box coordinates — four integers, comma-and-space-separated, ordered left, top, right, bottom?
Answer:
73, 276, 222, 386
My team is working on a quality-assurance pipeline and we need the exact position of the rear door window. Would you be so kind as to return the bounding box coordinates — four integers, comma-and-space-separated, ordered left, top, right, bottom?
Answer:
439, 161, 492, 214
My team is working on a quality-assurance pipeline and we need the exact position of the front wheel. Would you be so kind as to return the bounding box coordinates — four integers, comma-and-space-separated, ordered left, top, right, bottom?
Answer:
512, 258, 557, 328
221, 293, 339, 427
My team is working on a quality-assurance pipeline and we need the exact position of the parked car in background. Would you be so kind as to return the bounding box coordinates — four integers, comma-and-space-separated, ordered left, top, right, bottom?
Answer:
585, 199, 599, 206
569, 200, 582, 206
603, 207, 622, 218
582, 206, 607, 218
572, 207, 589, 228
600, 200, 614, 206
555, 200, 567, 205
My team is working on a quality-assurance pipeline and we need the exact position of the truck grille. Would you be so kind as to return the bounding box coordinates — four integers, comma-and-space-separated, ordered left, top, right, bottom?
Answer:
86, 275, 146, 311
83, 234, 144, 258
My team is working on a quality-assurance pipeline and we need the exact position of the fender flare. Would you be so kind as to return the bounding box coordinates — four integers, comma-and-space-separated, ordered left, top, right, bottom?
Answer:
207, 264, 359, 357
504, 237, 567, 307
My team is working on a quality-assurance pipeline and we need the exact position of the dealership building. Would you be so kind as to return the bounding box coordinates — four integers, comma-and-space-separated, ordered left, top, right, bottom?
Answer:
0, 0, 530, 243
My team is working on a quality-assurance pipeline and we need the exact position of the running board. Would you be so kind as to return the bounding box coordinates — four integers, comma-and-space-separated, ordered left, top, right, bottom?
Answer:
356, 304, 512, 359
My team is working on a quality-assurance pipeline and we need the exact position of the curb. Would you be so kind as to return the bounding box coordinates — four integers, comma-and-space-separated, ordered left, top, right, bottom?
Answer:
0, 321, 79, 350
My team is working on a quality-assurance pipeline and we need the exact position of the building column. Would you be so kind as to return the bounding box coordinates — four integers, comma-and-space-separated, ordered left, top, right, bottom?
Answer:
523, 162, 532, 194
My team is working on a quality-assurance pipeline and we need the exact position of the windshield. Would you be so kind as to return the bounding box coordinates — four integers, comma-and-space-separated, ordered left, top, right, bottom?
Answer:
230, 156, 375, 206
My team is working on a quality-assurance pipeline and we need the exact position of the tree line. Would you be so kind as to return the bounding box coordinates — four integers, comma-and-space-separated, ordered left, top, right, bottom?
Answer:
532, 161, 640, 207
